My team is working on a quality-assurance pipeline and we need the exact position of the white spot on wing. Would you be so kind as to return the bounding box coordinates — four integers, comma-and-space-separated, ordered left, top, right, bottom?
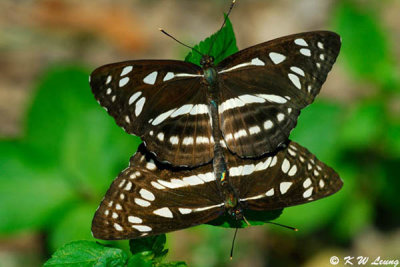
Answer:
146, 160, 156, 170
178, 208, 192, 214
129, 91, 142, 105
238, 94, 265, 104
121, 66, 133, 76
280, 182, 293, 194
251, 57, 265, 66
303, 187, 313, 198
169, 136, 179, 145
135, 198, 151, 207
288, 73, 301, 89
106, 75, 112, 84
171, 104, 193, 118
128, 216, 142, 224
318, 42, 324, 49
270, 156, 278, 167
281, 159, 290, 173
182, 137, 194, 145
269, 52, 286, 64
234, 129, 247, 139
132, 225, 152, 232
124, 181, 132, 191
163, 72, 174, 81
196, 136, 209, 144
151, 181, 165, 189
249, 126, 261, 135
143, 71, 157, 85
303, 178, 312, 188
140, 189, 155, 201
153, 207, 173, 218
135, 97, 146, 116
277, 113, 285, 122
119, 77, 129, 87
300, 48, 311, 57
290, 66, 305, 77
295, 38, 308, 46
114, 223, 123, 231
288, 165, 297, 176
189, 104, 208, 115
182, 175, 204, 185
266, 188, 274, 196
152, 109, 176, 125
157, 132, 164, 141
264, 120, 273, 130
258, 94, 288, 103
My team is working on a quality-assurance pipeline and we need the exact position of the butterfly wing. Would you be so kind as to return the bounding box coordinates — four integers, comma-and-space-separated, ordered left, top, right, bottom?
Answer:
92, 145, 224, 240
217, 31, 341, 158
90, 60, 214, 166
226, 141, 343, 210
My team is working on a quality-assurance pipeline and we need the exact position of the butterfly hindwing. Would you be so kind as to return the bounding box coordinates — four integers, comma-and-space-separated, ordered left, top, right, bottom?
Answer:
91, 145, 223, 240
227, 141, 343, 210
217, 31, 341, 158
90, 60, 214, 166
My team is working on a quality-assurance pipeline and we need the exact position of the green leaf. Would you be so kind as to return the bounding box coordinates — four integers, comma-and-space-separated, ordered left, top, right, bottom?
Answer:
207, 209, 282, 228
185, 15, 238, 66
333, 1, 399, 90
127, 255, 152, 267
48, 203, 98, 252
275, 191, 345, 235
60, 108, 141, 197
291, 101, 344, 163
338, 100, 384, 150
25, 66, 95, 165
0, 141, 76, 233
129, 235, 167, 259
44, 240, 128, 266
158, 262, 188, 267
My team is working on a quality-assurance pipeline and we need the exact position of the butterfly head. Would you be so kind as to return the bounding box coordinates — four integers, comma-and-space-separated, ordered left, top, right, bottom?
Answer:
224, 193, 244, 221
200, 55, 215, 68
229, 205, 244, 222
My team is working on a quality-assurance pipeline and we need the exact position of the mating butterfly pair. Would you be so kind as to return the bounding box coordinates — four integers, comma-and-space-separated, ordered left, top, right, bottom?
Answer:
89, 23, 342, 238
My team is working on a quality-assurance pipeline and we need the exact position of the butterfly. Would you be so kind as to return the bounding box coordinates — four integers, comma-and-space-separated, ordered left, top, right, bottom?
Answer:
91, 140, 342, 240
89, 28, 341, 167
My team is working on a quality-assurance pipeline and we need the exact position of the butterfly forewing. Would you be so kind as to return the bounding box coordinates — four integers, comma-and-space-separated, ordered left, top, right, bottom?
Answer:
91, 146, 224, 240
90, 60, 214, 166
226, 141, 343, 210
217, 31, 341, 158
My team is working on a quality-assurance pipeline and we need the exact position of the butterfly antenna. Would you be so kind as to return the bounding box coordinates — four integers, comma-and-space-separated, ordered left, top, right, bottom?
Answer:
230, 228, 239, 260
267, 221, 298, 232
207, 0, 237, 55
159, 28, 204, 56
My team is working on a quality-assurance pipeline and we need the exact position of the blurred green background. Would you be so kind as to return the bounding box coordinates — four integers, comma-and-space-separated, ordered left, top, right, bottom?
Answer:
0, 0, 399, 266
